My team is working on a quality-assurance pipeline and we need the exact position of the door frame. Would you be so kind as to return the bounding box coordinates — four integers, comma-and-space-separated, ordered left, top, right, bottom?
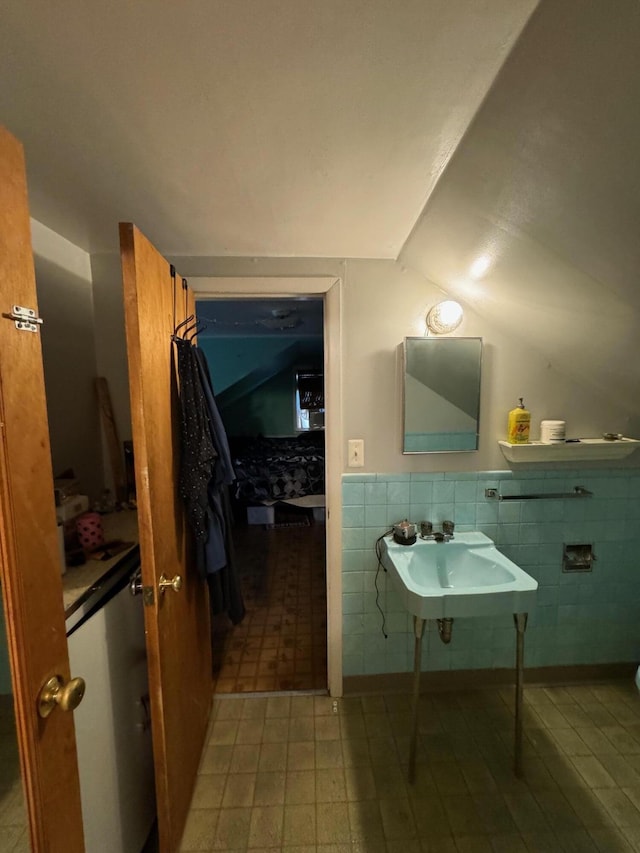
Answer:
193, 276, 343, 697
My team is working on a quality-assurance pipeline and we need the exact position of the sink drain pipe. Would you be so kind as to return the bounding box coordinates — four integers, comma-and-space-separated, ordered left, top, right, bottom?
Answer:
437, 617, 453, 644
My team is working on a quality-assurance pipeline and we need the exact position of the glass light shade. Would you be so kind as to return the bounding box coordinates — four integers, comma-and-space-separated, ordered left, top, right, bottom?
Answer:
426, 300, 463, 335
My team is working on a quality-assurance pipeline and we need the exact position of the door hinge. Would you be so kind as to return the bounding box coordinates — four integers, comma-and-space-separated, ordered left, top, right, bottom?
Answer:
2, 305, 43, 333
142, 586, 155, 606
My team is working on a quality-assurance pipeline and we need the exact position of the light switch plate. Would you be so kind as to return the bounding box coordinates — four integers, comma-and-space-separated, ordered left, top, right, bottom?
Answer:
348, 439, 364, 467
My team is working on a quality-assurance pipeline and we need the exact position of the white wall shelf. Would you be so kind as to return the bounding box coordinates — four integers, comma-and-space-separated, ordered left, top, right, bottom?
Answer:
498, 437, 640, 463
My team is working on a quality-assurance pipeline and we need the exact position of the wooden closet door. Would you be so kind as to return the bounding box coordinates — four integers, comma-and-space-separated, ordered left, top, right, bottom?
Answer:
0, 125, 85, 851
120, 223, 212, 853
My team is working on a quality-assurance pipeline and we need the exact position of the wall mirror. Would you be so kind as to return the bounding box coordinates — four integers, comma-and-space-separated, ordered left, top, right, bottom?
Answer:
403, 337, 482, 453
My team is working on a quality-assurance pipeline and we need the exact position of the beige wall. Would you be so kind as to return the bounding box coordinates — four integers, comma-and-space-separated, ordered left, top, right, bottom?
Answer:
90, 252, 132, 493
177, 255, 640, 473
86, 250, 640, 476
31, 220, 104, 501
341, 259, 640, 472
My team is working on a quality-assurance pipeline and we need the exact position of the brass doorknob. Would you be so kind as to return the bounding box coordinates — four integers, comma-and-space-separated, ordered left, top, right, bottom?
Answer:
158, 573, 182, 594
37, 675, 86, 719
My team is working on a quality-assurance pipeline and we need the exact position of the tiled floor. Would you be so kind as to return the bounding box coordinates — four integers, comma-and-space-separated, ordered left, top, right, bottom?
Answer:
181, 679, 640, 851
0, 516, 328, 853
211, 519, 327, 694
0, 696, 28, 852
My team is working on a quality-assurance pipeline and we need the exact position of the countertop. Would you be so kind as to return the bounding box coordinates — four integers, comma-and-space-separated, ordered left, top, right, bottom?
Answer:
62, 510, 139, 619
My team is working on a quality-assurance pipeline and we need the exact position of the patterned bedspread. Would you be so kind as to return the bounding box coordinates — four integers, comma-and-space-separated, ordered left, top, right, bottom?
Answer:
232, 436, 325, 503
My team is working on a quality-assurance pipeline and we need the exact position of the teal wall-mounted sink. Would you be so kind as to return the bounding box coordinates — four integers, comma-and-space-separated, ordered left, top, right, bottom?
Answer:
380, 531, 537, 620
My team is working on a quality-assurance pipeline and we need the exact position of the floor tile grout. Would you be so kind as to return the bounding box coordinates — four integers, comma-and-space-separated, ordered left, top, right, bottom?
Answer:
181, 678, 640, 851
212, 521, 327, 695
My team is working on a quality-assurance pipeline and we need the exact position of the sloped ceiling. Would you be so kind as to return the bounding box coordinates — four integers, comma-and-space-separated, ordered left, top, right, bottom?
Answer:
0, 0, 535, 255
400, 0, 640, 417
2, 0, 639, 420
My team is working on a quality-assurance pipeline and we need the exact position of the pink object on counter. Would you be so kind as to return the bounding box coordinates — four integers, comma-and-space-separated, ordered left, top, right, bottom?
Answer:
76, 512, 105, 551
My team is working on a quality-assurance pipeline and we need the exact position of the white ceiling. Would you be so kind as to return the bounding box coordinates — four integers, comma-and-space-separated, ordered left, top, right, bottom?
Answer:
0, 0, 535, 256
401, 0, 640, 418
3, 0, 640, 424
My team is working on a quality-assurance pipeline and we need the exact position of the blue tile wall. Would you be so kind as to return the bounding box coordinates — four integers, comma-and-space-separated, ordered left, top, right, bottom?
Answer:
341, 469, 640, 677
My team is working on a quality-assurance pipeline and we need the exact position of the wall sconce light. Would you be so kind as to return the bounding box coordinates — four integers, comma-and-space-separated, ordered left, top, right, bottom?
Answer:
426, 300, 464, 335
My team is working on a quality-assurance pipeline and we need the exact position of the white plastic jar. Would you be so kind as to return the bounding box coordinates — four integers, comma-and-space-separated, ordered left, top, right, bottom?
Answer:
540, 419, 566, 443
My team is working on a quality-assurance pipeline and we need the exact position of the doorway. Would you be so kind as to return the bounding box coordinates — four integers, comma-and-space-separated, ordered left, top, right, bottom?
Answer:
193, 276, 343, 697
196, 297, 328, 693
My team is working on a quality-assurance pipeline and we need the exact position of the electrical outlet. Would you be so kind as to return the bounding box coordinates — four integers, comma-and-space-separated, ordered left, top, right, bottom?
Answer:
348, 439, 364, 467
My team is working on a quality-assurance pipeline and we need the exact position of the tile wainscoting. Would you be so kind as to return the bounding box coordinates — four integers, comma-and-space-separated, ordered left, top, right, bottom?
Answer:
341, 469, 640, 679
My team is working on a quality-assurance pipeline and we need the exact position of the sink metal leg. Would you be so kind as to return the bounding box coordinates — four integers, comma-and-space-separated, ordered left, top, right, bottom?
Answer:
513, 612, 528, 778
409, 615, 426, 784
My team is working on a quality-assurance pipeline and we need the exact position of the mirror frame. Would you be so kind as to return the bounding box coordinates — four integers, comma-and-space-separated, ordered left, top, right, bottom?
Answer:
402, 336, 483, 454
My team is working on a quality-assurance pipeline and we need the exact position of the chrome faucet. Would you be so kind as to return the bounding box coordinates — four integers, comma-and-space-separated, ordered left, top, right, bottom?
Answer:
420, 520, 455, 542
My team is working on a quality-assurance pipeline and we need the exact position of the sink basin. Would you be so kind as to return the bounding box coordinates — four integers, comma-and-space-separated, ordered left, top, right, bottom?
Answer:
380, 531, 537, 620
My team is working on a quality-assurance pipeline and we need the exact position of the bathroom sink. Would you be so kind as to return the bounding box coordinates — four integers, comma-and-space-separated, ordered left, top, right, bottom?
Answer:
380, 531, 537, 620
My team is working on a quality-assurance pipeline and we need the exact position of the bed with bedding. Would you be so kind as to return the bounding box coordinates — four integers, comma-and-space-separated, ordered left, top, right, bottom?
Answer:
230, 434, 325, 505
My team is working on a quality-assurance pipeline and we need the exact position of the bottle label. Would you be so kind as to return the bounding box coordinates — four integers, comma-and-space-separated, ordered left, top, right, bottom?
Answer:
508, 412, 531, 443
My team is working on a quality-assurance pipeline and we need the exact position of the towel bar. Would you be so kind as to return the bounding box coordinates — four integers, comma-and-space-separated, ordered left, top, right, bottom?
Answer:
485, 486, 593, 501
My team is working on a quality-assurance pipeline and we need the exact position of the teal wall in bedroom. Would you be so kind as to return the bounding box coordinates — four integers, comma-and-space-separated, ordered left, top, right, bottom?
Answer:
199, 336, 323, 437
0, 591, 12, 694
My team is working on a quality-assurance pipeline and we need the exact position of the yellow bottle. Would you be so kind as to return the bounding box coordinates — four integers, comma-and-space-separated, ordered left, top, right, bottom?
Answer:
507, 398, 531, 444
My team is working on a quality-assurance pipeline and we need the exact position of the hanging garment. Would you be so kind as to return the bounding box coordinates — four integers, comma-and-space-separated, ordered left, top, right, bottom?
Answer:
192, 346, 235, 575
174, 337, 218, 542
207, 488, 245, 625
194, 348, 235, 486
195, 349, 245, 622
174, 335, 245, 623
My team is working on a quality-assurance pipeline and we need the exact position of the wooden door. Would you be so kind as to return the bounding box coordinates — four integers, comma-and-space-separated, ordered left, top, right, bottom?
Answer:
0, 126, 85, 850
120, 224, 212, 853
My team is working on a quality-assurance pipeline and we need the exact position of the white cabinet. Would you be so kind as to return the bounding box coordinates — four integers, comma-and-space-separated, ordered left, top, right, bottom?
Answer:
67, 570, 155, 853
